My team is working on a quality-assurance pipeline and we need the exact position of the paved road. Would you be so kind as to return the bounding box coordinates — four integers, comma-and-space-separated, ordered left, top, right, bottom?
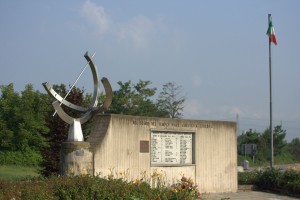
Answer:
202, 191, 299, 200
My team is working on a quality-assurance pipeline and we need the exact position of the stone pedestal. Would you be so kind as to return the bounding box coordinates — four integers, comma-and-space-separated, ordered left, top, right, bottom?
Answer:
60, 142, 93, 176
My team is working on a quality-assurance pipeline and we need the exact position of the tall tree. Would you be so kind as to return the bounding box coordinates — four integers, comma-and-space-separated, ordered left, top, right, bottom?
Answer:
157, 82, 185, 118
288, 138, 300, 161
260, 125, 287, 156
16, 84, 49, 151
237, 129, 260, 154
41, 84, 85, 176
108, 80, 166, 117
0, 84, 49, 152
0, 84, 19, 150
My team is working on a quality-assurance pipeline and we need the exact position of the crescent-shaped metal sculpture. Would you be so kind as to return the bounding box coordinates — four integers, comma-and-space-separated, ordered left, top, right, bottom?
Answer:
43, 51, 113, 142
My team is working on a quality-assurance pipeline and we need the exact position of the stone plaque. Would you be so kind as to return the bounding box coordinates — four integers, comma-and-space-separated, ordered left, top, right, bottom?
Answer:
151, 131, 194, 165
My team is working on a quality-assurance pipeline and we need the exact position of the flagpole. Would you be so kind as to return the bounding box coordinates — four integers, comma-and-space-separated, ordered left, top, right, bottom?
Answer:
268, 14, 274, 168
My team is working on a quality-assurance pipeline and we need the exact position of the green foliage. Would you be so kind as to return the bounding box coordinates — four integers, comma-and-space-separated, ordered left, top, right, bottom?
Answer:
237, 129, 260, 155
257, 168, 282, 188
164, 176, 201, 200
0, 84, 50, 166
237, 125, 299, 164
280, 169, 300, 194
0, 175, 202, 200
260, 126, 287, 157
109, 80, 168, 117
0, 150, 42, 166
239, 168, 300, 196
256, 168, 300, 196
238, 171, 262, 185
274, 151, 295, 164
288, 138, 300, 161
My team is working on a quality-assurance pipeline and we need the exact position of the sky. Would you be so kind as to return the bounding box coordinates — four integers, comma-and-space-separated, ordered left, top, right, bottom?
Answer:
0, 0, 299, 141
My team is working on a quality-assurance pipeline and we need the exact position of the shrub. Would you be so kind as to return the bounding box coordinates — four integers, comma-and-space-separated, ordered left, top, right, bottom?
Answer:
0, 175, 202, 200
238, 167, 300, 197
238, 171, 262, 185
256, 168, 282, 190
0, 150, 42, 166
280, 169, 300, 195
164, 176, 201, 200
254, 168, 300, 196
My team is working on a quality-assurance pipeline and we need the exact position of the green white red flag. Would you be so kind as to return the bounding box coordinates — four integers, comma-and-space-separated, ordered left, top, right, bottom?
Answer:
267, 20, 277, 45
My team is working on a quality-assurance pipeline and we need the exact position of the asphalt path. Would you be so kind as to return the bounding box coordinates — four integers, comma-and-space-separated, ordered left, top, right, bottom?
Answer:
202, 191, 299, 200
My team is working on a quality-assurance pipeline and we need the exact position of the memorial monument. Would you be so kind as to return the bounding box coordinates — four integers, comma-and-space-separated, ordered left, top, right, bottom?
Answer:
43, 52, 112, 175
43, 51, 237, 193
88, 115, 238, 193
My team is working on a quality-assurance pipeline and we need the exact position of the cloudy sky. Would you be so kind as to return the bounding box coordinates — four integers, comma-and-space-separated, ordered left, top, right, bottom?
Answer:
0, 0, 299, 141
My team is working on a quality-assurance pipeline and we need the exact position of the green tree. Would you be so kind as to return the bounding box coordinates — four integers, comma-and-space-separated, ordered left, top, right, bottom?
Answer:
109, 80, 166, 117
157, 82, 185, 118
238, 126, 291, 164
237, 129, 260, 154
260, 125, 287, 156
40, 84, 86, 176
0, 84, 49, 152
16, 84, 50, 151
0, 84, 50, 166
0, 84, 20, 151
288, 138, 300, 161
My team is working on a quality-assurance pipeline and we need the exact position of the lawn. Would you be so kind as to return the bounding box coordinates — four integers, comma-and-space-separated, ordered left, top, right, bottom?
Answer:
0, 165, 40, 180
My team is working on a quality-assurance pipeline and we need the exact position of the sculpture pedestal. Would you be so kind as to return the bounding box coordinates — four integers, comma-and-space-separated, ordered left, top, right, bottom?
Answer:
60, 142, 93, 176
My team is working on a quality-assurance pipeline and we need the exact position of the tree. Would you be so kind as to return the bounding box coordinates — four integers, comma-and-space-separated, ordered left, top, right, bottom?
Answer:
288, 138, 300, 161
0, 84, 49, 152
237, 129, 260, 154
0, 84, 20, 151
260, 125, 287, 156
237, 126, 290, 164
40, 84, 85, 176
108, 80, 167, 117
16, 84, 50, 151
157, 82, 185, 118
0, 84, 19, 150
257, 125, 288, 162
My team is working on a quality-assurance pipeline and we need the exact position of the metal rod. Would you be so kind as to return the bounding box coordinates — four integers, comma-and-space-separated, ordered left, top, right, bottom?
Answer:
53, 52, 96, 116
268, 14, 274, 168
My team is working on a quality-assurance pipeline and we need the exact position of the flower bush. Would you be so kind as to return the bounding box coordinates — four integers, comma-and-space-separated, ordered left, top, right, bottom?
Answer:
165, 176, 201, 200
0, 172, 202, 200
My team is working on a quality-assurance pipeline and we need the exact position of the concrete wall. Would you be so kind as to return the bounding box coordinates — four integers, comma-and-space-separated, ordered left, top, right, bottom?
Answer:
88, 114, 237, 193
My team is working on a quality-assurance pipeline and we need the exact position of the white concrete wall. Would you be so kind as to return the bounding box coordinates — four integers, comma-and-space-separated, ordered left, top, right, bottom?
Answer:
88, 114, 237, 193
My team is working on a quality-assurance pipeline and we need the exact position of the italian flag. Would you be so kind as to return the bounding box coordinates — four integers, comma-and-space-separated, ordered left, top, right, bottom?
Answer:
267, 20, 277, 45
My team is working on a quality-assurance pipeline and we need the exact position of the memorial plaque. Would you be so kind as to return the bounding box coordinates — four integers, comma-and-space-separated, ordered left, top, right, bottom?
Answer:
151, 131, 194, 165
140, 140, 149, 153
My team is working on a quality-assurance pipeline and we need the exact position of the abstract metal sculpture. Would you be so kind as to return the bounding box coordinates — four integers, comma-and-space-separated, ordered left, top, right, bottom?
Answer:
43, 52, 112, 142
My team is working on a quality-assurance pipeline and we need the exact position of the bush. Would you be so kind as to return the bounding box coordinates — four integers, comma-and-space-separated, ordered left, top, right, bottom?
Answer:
256, 168, 282, 189
163, 176, 201, 200
0, 175, 202, 200
238, 168, 300, 197
238, 171, 261, 185
0, 150, 42, 166
280, 169, 300, 195
255, 168, 300, 196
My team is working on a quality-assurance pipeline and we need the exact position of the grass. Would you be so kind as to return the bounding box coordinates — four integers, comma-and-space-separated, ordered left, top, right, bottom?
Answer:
0, 165, 40, 180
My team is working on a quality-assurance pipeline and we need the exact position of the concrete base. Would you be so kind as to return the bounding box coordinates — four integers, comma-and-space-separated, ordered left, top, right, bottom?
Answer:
60, 142, 93, 176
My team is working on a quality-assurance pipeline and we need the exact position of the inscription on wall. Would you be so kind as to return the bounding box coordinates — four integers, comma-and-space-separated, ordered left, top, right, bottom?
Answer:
151, 131, 194, 165
132, 119, 212, 128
